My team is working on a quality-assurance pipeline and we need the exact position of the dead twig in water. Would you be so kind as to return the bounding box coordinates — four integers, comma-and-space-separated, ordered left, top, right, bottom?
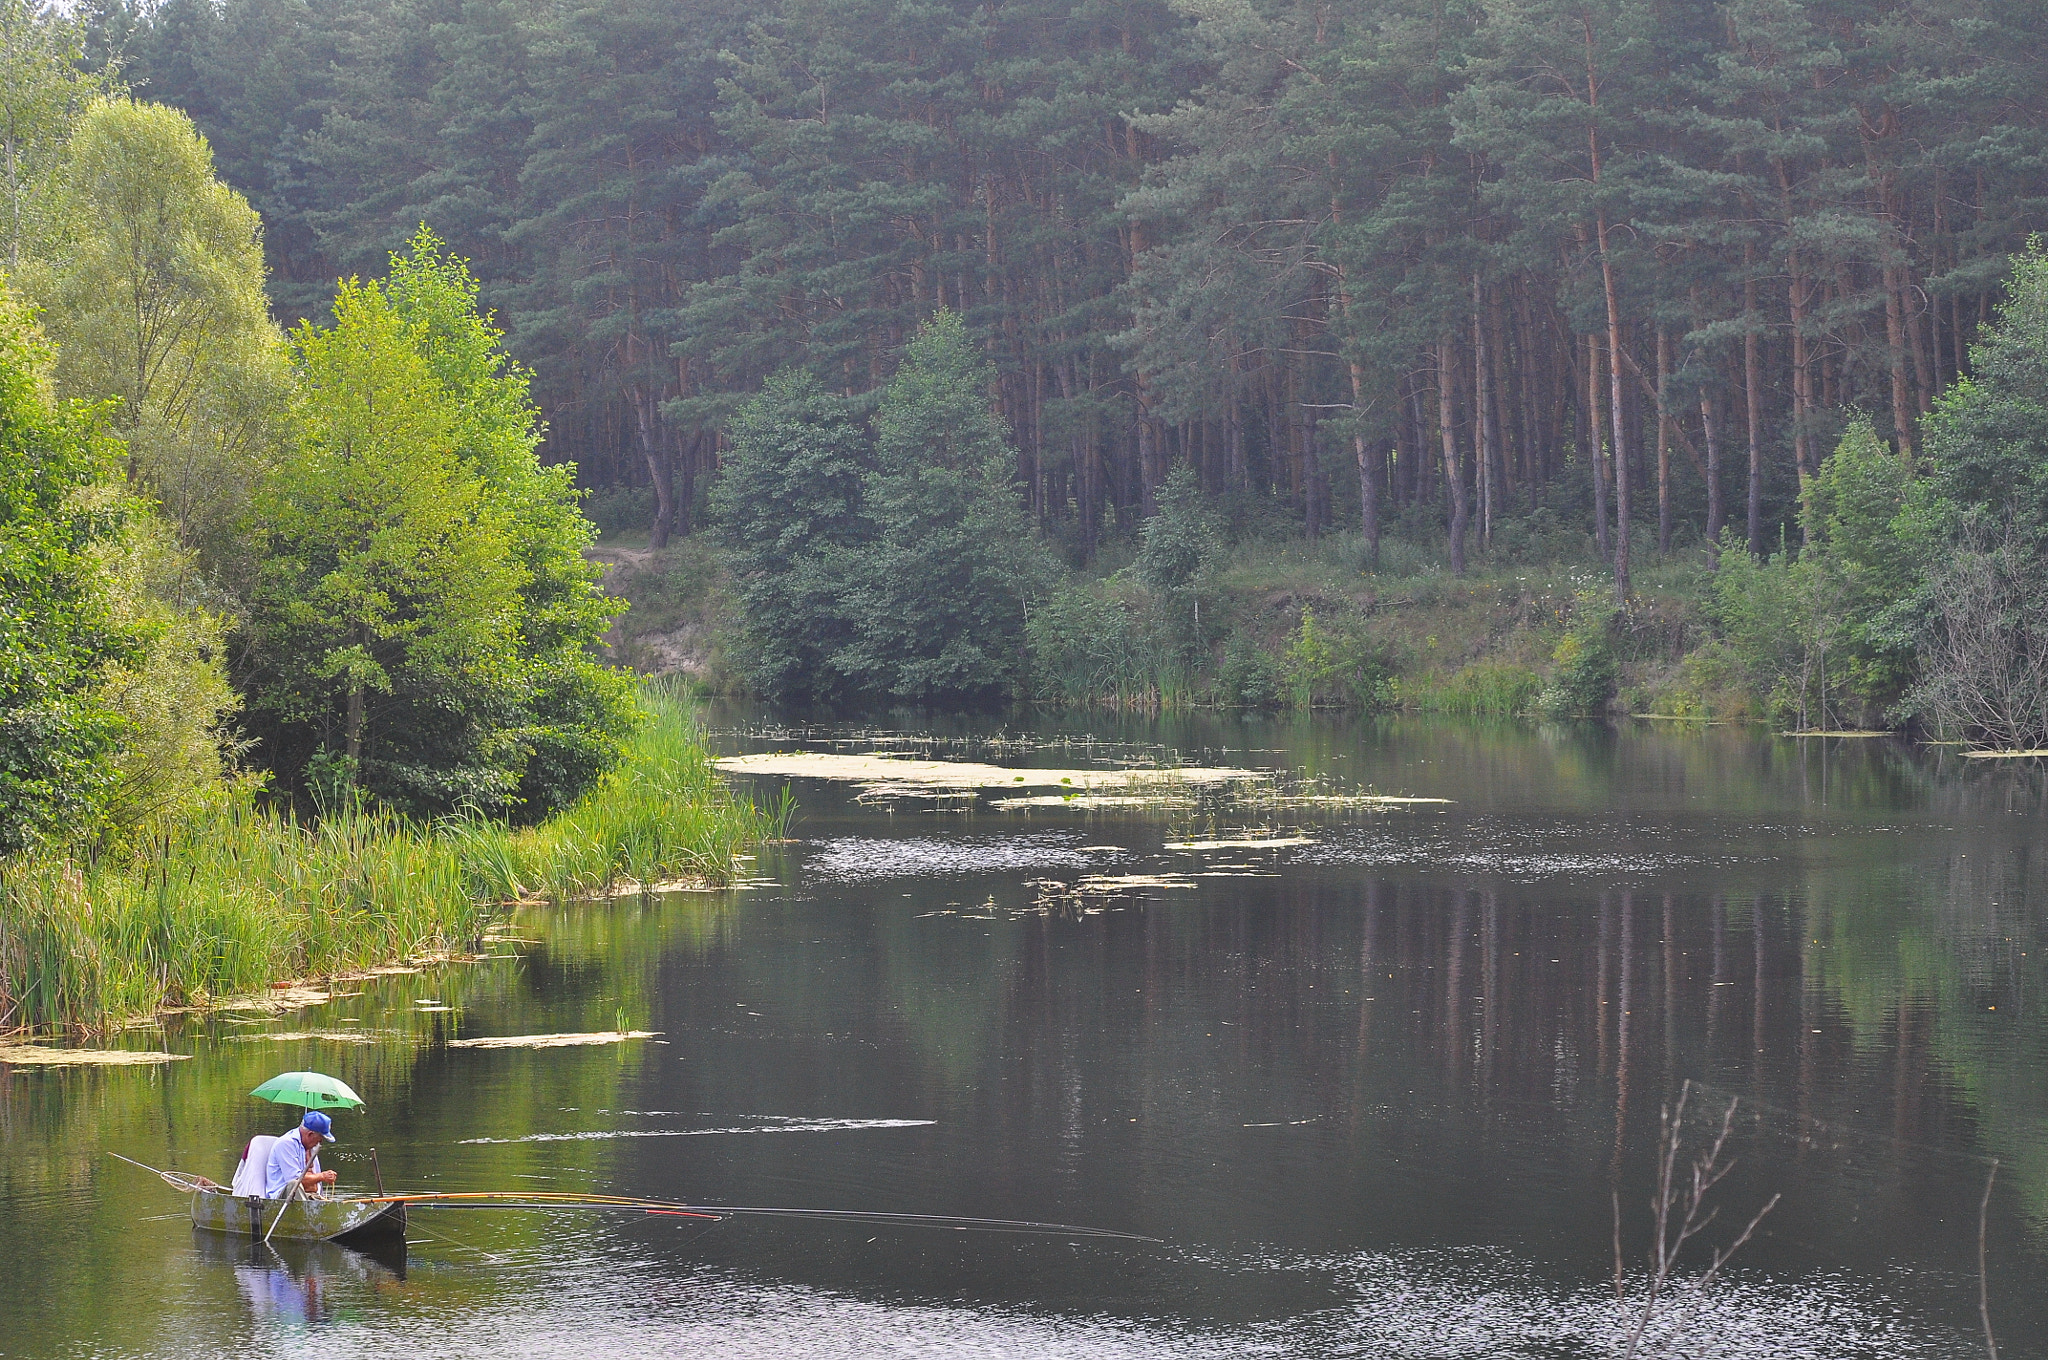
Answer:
1979, 1159, 2000, 1360
1618, 1081, 1781, 1360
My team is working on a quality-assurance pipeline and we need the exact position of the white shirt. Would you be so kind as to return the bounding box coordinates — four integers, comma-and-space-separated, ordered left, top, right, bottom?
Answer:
262, 1131, 322, 1198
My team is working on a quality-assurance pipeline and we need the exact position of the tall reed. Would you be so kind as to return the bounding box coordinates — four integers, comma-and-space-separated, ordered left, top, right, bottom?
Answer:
0, 685, 773, 1033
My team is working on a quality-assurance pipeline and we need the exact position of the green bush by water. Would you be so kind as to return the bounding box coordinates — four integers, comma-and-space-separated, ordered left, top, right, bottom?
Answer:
0, 686, 773, 1033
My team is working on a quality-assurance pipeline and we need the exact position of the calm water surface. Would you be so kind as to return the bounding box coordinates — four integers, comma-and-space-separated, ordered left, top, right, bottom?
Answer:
5, 709, 2048, 1358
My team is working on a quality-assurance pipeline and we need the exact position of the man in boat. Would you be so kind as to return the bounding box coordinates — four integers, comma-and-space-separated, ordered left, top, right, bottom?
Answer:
263, 1111, 339, 1199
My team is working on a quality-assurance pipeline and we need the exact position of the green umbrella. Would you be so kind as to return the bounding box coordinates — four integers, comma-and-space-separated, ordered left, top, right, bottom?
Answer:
250, 1071, 365, 1111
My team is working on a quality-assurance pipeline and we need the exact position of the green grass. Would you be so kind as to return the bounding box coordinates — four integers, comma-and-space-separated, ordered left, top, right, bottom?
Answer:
0, 684, 776, 1034
1404, 659, 1546, 717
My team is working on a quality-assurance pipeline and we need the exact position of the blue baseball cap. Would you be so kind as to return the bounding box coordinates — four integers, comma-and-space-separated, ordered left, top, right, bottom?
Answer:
301, 1110, 336, 1142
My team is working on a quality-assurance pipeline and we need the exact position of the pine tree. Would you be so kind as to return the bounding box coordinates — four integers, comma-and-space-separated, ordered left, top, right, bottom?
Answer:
710, 367, 874, 705
839, 310, 1044, 705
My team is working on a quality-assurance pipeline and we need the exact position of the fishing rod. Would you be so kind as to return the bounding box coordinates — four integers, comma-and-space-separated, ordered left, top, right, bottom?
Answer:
110, 1156, 1156, 1241
364, 1190, 1159, 1240
109, 1151, 213, 1194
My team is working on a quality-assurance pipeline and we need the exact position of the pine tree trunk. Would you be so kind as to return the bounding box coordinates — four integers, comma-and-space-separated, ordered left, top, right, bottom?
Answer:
632, 387, 674, 550
1744, 246, 1765, 556
1701, 375, 1724, 548
1780, 159, 1815, 542
1656, 325, 1672, 556
1473, 275, 1497, 552
1439, 340, 1467, 576
1910, 288, 1934, 416
1352, 360, 1379, 567
1588, 333, 1610, 561
1598, 215, 1631, 600
1884, 259, 1913, 452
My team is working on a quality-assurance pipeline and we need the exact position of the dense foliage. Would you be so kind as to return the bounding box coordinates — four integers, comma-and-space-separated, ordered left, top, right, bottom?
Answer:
0, 289, 133, 853
247, 233, 632, 818
714, 312, 1042, 707
84, 0, 2048, 579
0, 61, 634, 844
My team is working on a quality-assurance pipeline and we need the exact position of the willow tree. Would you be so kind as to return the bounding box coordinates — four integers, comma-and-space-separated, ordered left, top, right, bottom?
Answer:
0, 0, 118, 269
28, 99, 286, 577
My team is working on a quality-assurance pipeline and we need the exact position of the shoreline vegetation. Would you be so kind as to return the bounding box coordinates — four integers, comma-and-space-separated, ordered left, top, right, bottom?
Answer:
602, 266, 2048, 753
0, 686, 776, 1036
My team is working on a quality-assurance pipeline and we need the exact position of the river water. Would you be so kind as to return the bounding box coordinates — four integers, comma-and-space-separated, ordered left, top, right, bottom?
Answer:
4, 709, 2047, 1358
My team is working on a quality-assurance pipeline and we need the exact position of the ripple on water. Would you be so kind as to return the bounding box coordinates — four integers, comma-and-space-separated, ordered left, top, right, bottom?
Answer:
1267, 1249, 1960, 1359
805, 833, 1119, 882
202, 1244, 1969, 1359
1294, 823, 1750, 881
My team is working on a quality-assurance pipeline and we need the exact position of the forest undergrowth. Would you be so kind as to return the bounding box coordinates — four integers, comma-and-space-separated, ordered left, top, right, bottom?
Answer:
599, 526, 1753, 725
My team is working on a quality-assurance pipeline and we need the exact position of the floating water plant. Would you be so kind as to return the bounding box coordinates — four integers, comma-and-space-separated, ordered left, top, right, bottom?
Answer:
444, 1031, 661, 1050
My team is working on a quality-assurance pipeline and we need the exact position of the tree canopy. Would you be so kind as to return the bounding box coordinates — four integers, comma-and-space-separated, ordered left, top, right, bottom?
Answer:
80, 0, 2048, 583
0, 285, 133, 852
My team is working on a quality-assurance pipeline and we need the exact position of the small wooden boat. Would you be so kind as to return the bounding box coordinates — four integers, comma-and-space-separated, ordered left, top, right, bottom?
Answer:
189, 1185, 406, 1246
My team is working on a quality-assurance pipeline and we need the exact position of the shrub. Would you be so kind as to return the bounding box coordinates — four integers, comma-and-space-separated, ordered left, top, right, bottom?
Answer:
1282, 607, 1396, 709
1540, 591, 1619, 715
584, 486, 658, 538
1420, 661, 1543, 717
1026, 584, 1147, 703
1217, 633, 1283, 708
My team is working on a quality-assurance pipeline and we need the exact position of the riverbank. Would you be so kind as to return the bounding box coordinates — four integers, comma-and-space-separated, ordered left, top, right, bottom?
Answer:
594, 531, 1765, 723
0, 686, 776, 1034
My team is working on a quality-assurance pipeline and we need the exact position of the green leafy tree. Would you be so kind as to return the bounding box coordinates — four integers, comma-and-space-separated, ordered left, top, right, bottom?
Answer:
0, 0, 120, 269
383, 228, 637, 814
1137, 465, 1223, 593
1137, 464, 1224, 669
1902, 242, 2048, 745
0, 285, 135, 852
839, 311, 1045, 706
91, 506, 242, 836
27, 99, 288, 578
247, 274, 530, 814
710, 367, 873, 706
1923, 241, 2048, 553
1798, 418, 1922, 712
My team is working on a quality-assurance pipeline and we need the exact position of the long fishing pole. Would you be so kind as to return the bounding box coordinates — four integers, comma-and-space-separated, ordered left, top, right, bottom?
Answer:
109, 1151, 211, 1193
109, 1156, 1156, 1241
366, 1190, 1157, 1240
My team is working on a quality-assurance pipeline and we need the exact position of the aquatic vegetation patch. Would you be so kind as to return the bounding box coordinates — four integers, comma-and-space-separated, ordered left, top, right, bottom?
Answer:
990, 793, 1184, 810
0, 1044, 188, 1066
714, 751, 1260, 791
1162, 835, 1315, 851
445, 1030, 661, 1050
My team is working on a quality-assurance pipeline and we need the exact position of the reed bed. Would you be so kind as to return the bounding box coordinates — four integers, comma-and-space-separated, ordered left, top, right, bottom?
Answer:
0, 686, 776, 1033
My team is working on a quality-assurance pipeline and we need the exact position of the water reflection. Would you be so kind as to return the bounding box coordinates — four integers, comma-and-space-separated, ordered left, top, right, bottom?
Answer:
4, 713, 2048, 1357
194, 1232, 407, 1331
